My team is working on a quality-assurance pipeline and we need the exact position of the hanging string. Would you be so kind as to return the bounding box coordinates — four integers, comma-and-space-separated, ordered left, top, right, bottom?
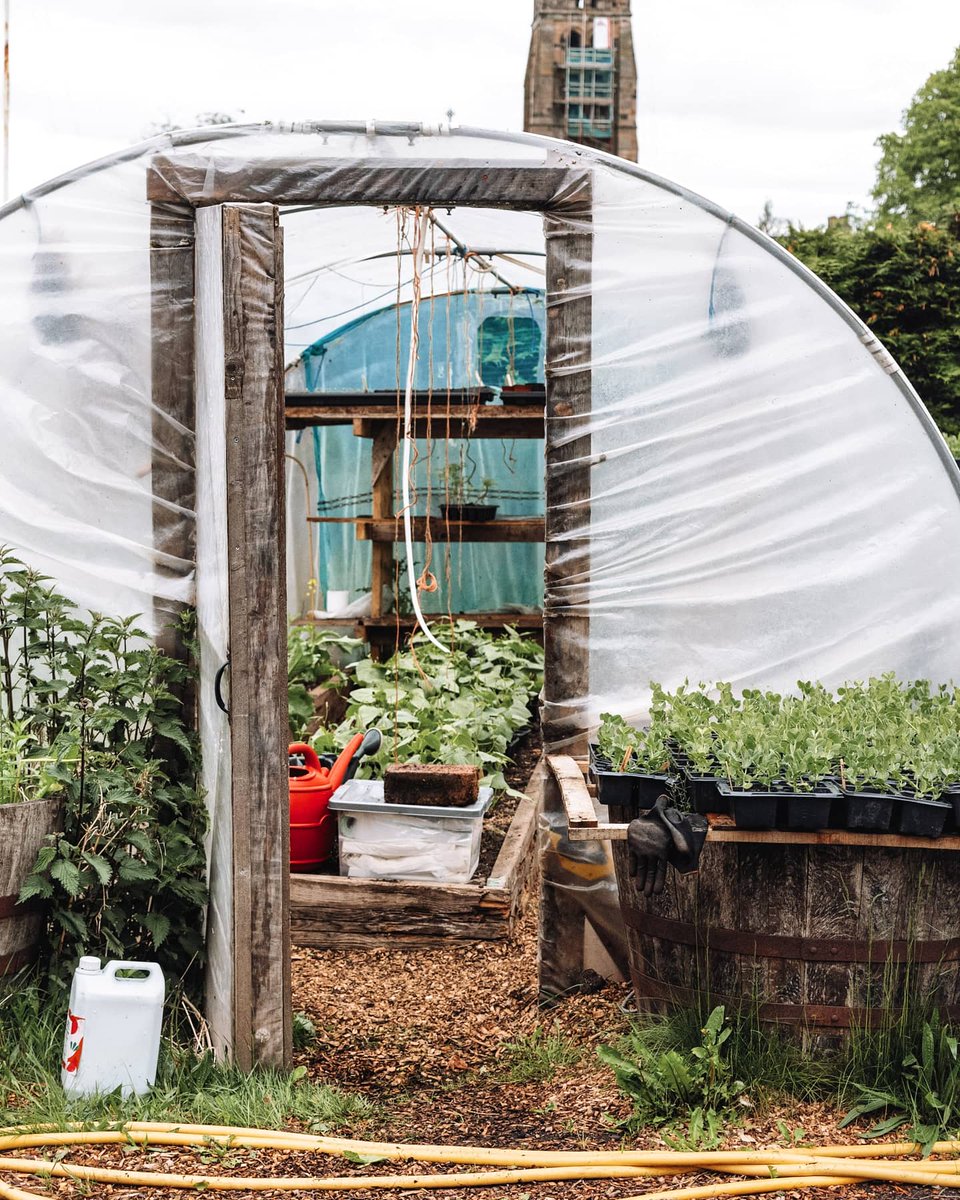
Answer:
399, 207, 449, 655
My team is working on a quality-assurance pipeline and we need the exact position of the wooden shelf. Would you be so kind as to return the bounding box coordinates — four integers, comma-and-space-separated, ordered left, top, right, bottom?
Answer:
353, 517, 545, 543
285, 401, 544, 439
360, 612, 542, 634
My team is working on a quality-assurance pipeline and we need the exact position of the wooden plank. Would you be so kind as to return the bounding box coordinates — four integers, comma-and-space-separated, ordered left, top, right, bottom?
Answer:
356, 517, 545, 544
359, 612, 543, 633
562, 818, 960, 850
290, 407, 545, 439
541, 179, 592, 752
149, 202, 196, 675
222, 204, 290, 1070
547, 754, 598, 828
147, 159, 591, 214
485, 795, 538, 891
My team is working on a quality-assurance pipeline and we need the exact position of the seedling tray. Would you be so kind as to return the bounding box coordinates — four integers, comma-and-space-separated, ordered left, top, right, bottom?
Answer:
837, 788, 896, 833
588, 744, 674, 814
717, 779, 840, 832
670, 749, 725, 815
897, 794, 950, 839
439, 503, 498, 522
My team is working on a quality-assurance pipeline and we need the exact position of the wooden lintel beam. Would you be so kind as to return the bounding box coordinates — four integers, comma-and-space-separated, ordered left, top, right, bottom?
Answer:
147, 159, 592, 215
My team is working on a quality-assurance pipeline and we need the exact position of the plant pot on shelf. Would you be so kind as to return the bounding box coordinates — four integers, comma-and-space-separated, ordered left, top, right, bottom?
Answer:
439, 503, 498, 523
837, 788, 896, 833
897, 794, 950, 839
671, 749, 725, 815
588, 745, 675, 816
783, 788, 836, 832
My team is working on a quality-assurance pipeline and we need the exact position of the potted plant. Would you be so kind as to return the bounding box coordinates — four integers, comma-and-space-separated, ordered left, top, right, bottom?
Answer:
654, 682, 725, 814
590, 712, 676, 814
438, 463, 498, 523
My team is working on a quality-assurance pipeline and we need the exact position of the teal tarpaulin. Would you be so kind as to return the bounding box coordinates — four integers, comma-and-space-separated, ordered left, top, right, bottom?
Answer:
289, 289, 545, 614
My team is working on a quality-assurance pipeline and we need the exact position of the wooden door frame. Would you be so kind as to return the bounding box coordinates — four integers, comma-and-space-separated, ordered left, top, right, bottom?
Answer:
149, 159, 595, 1064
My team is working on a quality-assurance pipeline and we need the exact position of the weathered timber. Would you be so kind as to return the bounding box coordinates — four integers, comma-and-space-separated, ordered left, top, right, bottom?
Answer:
384, 763, 480, 808
369, 423, 396, 627
147, 160, 591, 214
547, 755, 598, 828
355, 517, 545, 544
290, 793, 539, 950
541, 181, 592, 752
289, 406, 545, 439
0, 797, 63, 975
149, 202, 196, 668
221, 205, 290, 1070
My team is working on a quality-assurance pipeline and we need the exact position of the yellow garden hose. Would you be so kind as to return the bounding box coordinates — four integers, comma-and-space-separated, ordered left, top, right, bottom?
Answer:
0, 1121, 958, 1200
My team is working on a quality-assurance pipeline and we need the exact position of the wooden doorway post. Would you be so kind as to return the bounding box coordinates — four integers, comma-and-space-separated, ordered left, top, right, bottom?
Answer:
221, 204, 290, 1069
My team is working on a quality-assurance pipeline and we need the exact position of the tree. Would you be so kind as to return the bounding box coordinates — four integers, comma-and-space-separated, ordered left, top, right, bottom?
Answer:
873, 46, 960, 229
782, 222, 960, 430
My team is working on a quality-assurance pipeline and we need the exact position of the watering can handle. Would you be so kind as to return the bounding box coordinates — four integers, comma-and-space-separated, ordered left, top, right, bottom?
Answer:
325, 731, 367, 792
288, 742, 322, 772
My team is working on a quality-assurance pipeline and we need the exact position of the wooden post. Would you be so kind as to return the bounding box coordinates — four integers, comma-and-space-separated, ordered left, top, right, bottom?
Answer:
369, 423, 396, 628
542, 185, 592, 752
149, 202, 196, 670
539, 180, 596, 999
221, 204, 291, 1069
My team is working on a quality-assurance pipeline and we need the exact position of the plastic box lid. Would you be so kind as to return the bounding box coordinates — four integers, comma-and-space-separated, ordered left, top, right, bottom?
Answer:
328, 778, 493, 820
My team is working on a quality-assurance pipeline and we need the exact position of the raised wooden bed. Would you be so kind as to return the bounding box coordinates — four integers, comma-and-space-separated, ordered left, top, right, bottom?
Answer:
290, 787, 540, 951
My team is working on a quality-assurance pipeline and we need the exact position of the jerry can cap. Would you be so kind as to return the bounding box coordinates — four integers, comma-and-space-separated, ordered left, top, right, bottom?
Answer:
77, 956, 101, 973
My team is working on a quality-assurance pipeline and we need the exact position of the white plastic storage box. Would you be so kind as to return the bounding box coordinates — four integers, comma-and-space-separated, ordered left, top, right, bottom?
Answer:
328, 779, 493, 883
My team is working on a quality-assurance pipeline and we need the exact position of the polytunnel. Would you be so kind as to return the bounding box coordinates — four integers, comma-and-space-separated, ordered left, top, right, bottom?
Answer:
2, 120, 959, 1066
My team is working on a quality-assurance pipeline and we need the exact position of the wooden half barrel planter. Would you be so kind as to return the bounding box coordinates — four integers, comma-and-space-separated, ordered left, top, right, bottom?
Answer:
0, 796, 63, 975
550, 755, 960, 1040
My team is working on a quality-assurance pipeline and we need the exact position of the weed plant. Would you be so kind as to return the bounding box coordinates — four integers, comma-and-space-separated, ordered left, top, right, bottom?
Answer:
0, 980, 373, 1131
500, 1027, 582, 1083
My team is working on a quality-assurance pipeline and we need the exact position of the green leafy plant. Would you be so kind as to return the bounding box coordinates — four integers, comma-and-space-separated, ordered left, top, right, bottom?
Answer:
287, 624, 361, 738
311, 622, 542, 795
0, 551, 207, 998
596, 711, 671, 775
598, 1006, 745, 1136
840, 1014, 960, 1155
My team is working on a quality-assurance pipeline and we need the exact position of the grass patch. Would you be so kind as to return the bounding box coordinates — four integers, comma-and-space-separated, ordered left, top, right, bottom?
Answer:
0, 980, 375, 1131
500, 1027, 582, 1083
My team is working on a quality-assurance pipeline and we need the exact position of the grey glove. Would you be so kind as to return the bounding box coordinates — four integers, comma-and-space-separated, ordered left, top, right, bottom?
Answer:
627, 796, 708, 896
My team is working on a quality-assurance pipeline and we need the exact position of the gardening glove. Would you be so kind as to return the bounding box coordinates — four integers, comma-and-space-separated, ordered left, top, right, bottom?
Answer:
626, 796, 708, 897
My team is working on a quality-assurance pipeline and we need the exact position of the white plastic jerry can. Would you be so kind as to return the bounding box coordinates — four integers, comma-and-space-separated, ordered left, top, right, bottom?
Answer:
61, 956, 165, 1097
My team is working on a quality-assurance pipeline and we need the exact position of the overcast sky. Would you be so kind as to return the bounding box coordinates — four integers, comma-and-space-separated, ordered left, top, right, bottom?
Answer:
7, 0, 960, 228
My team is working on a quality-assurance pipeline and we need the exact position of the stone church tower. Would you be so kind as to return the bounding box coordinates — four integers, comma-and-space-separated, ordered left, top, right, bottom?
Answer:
524, 0, 638, 162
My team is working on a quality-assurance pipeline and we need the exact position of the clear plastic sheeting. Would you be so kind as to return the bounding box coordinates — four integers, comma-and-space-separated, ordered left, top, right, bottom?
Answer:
2, 121, 960, 998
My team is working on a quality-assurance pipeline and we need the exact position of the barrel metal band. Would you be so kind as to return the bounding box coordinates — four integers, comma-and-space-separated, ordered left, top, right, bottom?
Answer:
631, 970, 960, 1029
623, 907, 960, 964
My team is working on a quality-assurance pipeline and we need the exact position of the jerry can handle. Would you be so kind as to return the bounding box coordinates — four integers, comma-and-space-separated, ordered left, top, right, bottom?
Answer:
103, 961, 163, 982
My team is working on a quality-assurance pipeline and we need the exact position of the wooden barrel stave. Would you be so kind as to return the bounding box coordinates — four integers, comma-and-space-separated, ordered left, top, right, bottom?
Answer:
0, 797, 63, 976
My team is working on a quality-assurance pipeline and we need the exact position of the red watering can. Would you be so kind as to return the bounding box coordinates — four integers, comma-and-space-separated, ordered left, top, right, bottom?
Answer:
288, 730, 381, 872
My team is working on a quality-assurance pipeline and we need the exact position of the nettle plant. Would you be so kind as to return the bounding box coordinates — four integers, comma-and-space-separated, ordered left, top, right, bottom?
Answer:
0, 551, 207, 997
311, 621, 543, 795
596, 711, 671, 775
